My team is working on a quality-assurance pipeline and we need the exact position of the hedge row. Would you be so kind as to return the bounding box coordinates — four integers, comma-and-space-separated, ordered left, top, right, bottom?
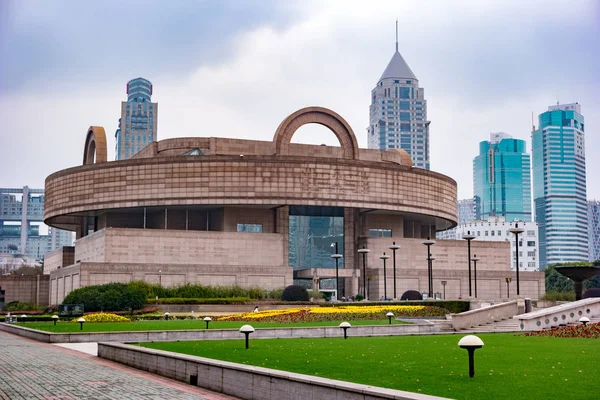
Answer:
130, 281, 279, 300
146, 297, 251, 305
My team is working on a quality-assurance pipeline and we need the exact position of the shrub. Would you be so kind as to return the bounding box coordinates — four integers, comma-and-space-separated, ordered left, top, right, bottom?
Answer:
583, 287, 600, 298
130, 281, 266, 299
400, 290, 422, 301
541, 291, 575, 302
3, 301, 43, 312
75, 313, 130, 323
146, 297, 251, 305
63, 283, 146, 312
265, 287, 284, 300
281, 285, 309, 302
354, 294, 364, 302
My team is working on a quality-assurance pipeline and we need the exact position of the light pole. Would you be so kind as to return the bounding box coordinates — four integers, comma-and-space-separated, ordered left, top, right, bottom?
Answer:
509, 222, 524, 296
158, 269, 162, 287
505, 277, 512, 298
422, 237, 436, 298
357, 246, 370, 299
441, 280, 447, 300
331, 242, 343, 301
462, 231, 476, 297
380, 253, 390, 300
471, 255, 481, 298
388, 242, 401, 299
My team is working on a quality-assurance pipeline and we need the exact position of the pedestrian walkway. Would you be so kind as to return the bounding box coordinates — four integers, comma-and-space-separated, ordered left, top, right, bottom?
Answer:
0, 331, 236, 400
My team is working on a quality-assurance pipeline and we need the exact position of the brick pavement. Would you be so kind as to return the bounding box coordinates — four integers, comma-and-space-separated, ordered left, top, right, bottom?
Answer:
0, 331, 236, 400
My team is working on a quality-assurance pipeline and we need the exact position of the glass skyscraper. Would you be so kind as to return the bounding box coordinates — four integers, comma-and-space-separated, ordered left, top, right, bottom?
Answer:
115, 78, 158, 160
532, 103, 588, 269
473, 133, 532, 222
368, 33, 430, 169
588, 200, 600, 262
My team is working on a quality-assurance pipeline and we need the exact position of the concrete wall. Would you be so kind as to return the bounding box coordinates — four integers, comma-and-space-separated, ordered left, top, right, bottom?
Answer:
43, 246, 74, 274
0, 275, 49, 307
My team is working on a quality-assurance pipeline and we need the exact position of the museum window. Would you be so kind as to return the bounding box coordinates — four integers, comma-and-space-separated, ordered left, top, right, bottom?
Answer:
237, 223, 263, 233
368, 229, 392, 238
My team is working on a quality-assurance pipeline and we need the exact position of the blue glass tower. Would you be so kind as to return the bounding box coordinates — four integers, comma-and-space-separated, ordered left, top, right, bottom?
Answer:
473, 133, 532, 222
532, 103, 588, 269
115, 78, 158, 160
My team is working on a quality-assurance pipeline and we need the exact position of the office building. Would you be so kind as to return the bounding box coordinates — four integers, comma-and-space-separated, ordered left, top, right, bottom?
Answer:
532, 103, 588, 268
474, 133, 532, 222
114, 77, 158, 160
437, 198, 475, 240
0, 187, 73, 261
589, 200, 600, 262
367, 28, 430, 169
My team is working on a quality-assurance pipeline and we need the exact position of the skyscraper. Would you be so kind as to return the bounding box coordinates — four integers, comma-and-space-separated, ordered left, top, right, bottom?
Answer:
115, 78, 158, 160
368, 25, 430, 169
588, 200, 600, 262
473, 133, 532, 222
532, 103, 588, 269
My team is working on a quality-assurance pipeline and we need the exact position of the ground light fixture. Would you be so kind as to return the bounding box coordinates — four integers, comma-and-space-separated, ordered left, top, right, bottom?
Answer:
77, 317, 86, 331
579, 317, 590, 326
458, 335, 484, 378
164, 312, 170, 320
203, 316, 212, 329
239, 325, 255, 349
20, 314, 27, 322
52, 315, 59, 326
339, 321, 351, 339
386, 312, 394, 325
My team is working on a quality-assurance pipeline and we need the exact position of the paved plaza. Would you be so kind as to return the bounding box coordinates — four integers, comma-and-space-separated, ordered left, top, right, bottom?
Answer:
0, 331, 236, 400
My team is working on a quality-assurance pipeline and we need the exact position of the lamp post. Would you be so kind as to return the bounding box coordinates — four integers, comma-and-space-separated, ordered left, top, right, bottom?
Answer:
357, 246, 370, 299
505, 277, 512, 299
471, 255, 481, 298
380, 253, 390, 300
509, 223, 524, 296
239, 325, 255, 349
458, 335, 484, 378
441, 280, 447, 300
77, 317, 85, 331
52, 315, 59, 326
388, 242, 401, 300
203, 316, 212, 329
339, 321, 351, 339
386, 312, 394, 325
422, 238, 436, 298
158, 269, 162, 287
331, 242, 343, 301
462, 231, 476, 297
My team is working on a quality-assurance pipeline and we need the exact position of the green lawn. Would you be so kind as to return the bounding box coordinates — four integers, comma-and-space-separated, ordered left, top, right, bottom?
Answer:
140, 334, 600, 400
15, 319, 408, 333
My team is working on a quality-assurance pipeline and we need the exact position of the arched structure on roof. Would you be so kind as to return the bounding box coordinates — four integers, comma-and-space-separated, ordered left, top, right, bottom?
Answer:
82, 126, 107, 165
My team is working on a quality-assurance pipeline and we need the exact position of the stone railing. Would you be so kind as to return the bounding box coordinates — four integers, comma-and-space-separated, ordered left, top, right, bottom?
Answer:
0, 322, 440, 344
514, 297, 600, 331
450, 300, 518, 330
98, 342, 449, 400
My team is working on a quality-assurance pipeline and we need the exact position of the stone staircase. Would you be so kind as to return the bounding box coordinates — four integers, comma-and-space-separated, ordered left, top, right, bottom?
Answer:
459, 318, 521, 333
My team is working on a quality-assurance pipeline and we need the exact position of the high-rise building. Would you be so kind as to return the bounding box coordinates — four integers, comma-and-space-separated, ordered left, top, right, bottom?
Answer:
589, 200, 600, 262
437, 198, 475, 240
114, 77, 158, 160
532, 103, 588, 269
473, 133, 532, 222
0, 187, 73, 261
368, 26, 430, 169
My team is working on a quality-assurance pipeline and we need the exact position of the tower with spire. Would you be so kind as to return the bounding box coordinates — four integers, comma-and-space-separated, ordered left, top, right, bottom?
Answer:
368, 22, 430, 169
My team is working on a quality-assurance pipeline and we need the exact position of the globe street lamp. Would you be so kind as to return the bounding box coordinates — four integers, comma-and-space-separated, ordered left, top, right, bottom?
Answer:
505, 277, 512, 299
441, 280, 447, 300
471, 255, 481, 298
422, 238, 436, 298
357, 246, 370, 299
462, 231, 476, 297
331, 242, 343, 301
509, 223, 525, 296
458, 335, 484, 378
388, 242, 401, 299
380, 253, 390, 300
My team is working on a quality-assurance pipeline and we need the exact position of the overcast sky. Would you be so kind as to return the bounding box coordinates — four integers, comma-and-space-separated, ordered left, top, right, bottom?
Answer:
1, 0, 599, 201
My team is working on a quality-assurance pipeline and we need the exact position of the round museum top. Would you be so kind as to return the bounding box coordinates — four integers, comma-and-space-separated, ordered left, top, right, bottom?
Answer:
44, 107, 458, 230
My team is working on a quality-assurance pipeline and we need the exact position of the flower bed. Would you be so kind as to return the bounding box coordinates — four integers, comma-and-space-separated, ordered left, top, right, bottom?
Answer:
522, 323, 600, 339
72, 313, 131, 323
217, 305, 448, 323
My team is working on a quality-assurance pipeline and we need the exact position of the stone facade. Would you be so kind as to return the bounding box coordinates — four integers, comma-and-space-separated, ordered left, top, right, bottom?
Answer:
0, 275, 49, 308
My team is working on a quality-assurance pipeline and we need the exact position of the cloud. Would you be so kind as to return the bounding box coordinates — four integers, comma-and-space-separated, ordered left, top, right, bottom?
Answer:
0, 0, 599, 202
